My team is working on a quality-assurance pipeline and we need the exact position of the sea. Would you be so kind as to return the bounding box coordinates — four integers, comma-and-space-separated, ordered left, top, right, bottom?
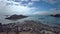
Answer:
0, 15, 60, 27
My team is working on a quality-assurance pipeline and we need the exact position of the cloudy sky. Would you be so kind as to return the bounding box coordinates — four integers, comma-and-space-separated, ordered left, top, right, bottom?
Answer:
0, 0, 60, 15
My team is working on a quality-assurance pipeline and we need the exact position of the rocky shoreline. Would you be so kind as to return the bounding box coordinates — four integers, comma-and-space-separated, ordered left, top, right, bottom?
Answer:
0, 20, 60, 34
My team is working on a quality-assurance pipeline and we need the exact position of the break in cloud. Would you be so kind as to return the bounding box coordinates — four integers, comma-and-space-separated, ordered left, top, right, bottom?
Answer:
33, 0, 60, 15
34, 8, 60, 15
33, 8, 60, 15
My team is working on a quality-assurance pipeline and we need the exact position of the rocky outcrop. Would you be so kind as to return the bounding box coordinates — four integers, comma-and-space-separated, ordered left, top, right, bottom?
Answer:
0, 23, 3, 32
5, 14, 28, 20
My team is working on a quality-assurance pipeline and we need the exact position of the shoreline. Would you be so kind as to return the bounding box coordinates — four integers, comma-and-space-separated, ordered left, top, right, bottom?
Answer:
0, 20, 60, 34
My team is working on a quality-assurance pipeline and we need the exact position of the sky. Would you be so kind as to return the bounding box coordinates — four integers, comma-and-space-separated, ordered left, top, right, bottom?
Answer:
0, 0, 60, 15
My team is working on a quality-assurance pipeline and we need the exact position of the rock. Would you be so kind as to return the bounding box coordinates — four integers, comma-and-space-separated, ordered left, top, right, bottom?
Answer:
0, 23, 3, 32
5, 14, 28, 20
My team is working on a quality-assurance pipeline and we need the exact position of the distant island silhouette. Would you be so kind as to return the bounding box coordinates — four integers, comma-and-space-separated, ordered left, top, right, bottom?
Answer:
50, 14, 60, 17
5, 14, 28, 20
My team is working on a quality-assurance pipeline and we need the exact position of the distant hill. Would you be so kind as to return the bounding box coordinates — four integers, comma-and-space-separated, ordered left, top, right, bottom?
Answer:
5, 14, 28, 20
50, 14, 60, 17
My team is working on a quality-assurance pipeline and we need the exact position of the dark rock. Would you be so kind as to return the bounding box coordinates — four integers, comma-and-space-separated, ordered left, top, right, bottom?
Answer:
0, 23, 3, 32
5, 14, 28, 20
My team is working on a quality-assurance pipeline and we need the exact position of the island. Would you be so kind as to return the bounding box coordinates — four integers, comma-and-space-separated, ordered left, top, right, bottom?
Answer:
5, 14, 28, 20
50, 14, 60, 17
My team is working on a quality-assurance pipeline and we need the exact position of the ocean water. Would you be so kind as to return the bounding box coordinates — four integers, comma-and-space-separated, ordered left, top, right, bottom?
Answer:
0, 15, 60, 27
